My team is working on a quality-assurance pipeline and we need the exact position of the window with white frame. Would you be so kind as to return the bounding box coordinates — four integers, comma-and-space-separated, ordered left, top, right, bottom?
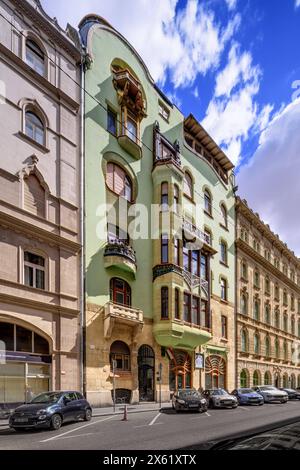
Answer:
24, 252, 45, 290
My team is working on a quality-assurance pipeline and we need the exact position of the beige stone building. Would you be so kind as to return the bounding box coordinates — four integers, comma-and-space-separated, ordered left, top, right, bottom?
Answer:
0, 0, 82, 405
236, 197, 300, 390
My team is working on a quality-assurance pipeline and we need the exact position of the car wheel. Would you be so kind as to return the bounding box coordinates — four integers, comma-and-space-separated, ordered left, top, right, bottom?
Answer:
84, 409, 92, 421
50, 414, 62, 431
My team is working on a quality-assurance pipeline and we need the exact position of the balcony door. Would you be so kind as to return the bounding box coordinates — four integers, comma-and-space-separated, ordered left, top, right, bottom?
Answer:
110, 278, 131, 306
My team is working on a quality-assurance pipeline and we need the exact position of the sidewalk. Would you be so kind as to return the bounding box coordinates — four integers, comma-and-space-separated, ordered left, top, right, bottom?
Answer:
0, 402, 172, 427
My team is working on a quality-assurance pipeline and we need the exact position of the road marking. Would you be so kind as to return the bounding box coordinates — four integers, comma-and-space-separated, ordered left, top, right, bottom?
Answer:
149, 413, 161, 426
205, 412, 211, 417
55, 432, 94, 441
40, 415, 115, 443
238, 406, 251, 411
190, 412, 211, 420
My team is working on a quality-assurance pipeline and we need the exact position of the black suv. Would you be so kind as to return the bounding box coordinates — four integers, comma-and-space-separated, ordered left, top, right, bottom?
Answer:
9, 391, 92, 431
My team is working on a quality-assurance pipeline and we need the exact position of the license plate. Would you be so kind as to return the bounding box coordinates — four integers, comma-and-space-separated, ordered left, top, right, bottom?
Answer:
223, 401, 231, 405
189, 404, 199, 408
15, 418, 28, 423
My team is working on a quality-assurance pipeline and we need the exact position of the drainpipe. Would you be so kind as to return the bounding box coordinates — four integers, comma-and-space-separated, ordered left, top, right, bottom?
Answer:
79, 54, 86, 396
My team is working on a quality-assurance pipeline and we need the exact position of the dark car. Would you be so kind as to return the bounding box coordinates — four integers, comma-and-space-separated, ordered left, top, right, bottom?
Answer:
279, 388, 300, 400
203, 389, 238, 409
172, 389, 208, 413
9, 391, 92, 431
231, 388, 264, 406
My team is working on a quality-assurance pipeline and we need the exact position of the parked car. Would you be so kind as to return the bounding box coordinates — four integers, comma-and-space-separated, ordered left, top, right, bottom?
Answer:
172, 389, 208, 413
231, 388, 264, 406
9, 391, 92, 431
203, 389, 238, 409
279, 388, 300, 400
252, 386, 288, 403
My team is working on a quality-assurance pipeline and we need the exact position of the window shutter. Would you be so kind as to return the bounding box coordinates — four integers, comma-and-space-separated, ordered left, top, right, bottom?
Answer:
114, 165, 125, 195
106, 163, 114, 191
24, 175, 45, 217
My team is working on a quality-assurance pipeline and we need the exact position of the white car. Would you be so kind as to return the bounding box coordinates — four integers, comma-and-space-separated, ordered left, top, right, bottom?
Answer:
252, 386, 288, 403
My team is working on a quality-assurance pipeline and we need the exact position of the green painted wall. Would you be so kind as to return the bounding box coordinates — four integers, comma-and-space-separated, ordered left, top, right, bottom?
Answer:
84, 24, 235, 316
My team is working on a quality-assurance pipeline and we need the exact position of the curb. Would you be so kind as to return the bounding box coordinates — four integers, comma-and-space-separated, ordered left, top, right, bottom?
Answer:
0, 406, 170, 427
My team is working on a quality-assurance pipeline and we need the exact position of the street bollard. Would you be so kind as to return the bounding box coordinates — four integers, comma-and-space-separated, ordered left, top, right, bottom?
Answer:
122, 404, 128, 421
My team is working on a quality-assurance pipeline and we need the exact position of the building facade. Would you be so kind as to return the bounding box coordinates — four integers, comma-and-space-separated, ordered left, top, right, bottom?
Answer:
80, 15, 236, 407
236, 197, 300, 389
0, 0, 82, 405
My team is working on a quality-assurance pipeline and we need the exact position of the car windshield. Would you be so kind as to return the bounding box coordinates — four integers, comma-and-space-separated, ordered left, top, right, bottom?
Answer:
178, 390, 200, 398
211, 389, 227, 396
30, 392, 63, 404
260, 386, 276, 391
240, 389, 255, 394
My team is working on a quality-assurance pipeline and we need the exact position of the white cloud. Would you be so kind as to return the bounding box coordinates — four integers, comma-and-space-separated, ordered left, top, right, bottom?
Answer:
295, 0, 300, 8
237, 98, 300, 256
202, 45, 264, 164
225, 0, 237, 10
41, 0, 240, 88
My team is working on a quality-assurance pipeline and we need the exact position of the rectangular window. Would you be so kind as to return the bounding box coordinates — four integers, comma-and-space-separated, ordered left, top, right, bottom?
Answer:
24, 252, 45, 290
158, 101, 170, 121
161, 235, 169, 263
173, 185, 179, 214
221, 315, 228, 339
200, 254, 207, 280
175, 289, 180, 319
161, 287, 169, 319
16, 325, 32, 353
221, 279, 227, 301
192, 250, 200, 276
174, 237, 180, 266
201, 301, 208, 328
161, 182, 168, 211
127, 113, 138, 142
107, 108, 117, 135
183, 243, 190, 272
184, 293, 191, 323
192, 296, 200, 326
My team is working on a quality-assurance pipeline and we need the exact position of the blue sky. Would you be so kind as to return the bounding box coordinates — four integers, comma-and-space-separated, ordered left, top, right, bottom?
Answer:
41, 0, 300, 255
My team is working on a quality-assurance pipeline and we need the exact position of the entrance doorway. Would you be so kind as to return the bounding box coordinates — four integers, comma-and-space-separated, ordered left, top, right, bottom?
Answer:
205, 355, 226, 389
169, 350, 192, 391
138, 345, 155, 401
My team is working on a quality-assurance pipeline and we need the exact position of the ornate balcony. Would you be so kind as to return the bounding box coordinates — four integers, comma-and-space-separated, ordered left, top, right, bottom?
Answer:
104, 239, 137, 277
103, 301, 144, 339
113, 68, 146, 118
153, 319, 212, 350
153, 124, 181, 169
183, 219, 217, 254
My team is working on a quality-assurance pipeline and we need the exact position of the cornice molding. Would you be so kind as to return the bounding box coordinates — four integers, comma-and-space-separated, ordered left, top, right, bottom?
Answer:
10, 0, 81, 61
0, 209, 81, 253
0, 292, 79, 317
236, 238, 300, 294
236, 197, 300, 266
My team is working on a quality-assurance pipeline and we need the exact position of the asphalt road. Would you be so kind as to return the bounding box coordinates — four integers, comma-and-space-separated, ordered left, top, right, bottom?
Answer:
1, 400, 300, 450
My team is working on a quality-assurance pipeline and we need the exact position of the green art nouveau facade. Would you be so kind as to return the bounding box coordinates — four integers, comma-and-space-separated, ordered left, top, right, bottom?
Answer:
79, 15, 236, 406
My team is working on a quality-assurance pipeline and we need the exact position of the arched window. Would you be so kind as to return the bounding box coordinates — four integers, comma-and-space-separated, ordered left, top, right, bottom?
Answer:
240, 293, 248, 315
283, 341, 288, 361
0, 322, 49, 354
274, 309, 280, 329
220, 204, 228, 228
25, 39, 45, 76
291, 374, 296, 389
253, 300, 260, 321
241, 329, 248, 353
106, 163, 133, 202
264, 371, 271, 385
253, 370, 260, 386
240, 369, 248, 388
265, 335, 271, 357
220, 278, 227, 301
275, 337, 280, 359
241, 261, 248, 279
161, 182, 168, 211
264, 304, 270, 324
282, 374, 288, 388
274, 284, 279, 300
254, 270, 260, 288
24, 174, 45, 217
161, 287, 169, 319
183, 171, 193, 199
254, 333, 260, 355
24, 251, 45, 290
25, 111, 45, 145
204, 189, 212, 216
220, 240, 227, 265
110, 341, 130, 371
265, 276, 270, 294
283, 290, 288, 305
110, 278, 131, 306
173, 185, 179, 214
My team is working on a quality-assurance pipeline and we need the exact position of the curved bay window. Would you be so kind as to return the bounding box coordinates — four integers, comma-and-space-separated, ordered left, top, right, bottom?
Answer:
169, 350, 192, 391
110, 341, 130, 372
25, 111, 45, 146
0, 322, 50, 405
205, 355, 226, 389
25, 39, 45, 76
110, 278, 131, 306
